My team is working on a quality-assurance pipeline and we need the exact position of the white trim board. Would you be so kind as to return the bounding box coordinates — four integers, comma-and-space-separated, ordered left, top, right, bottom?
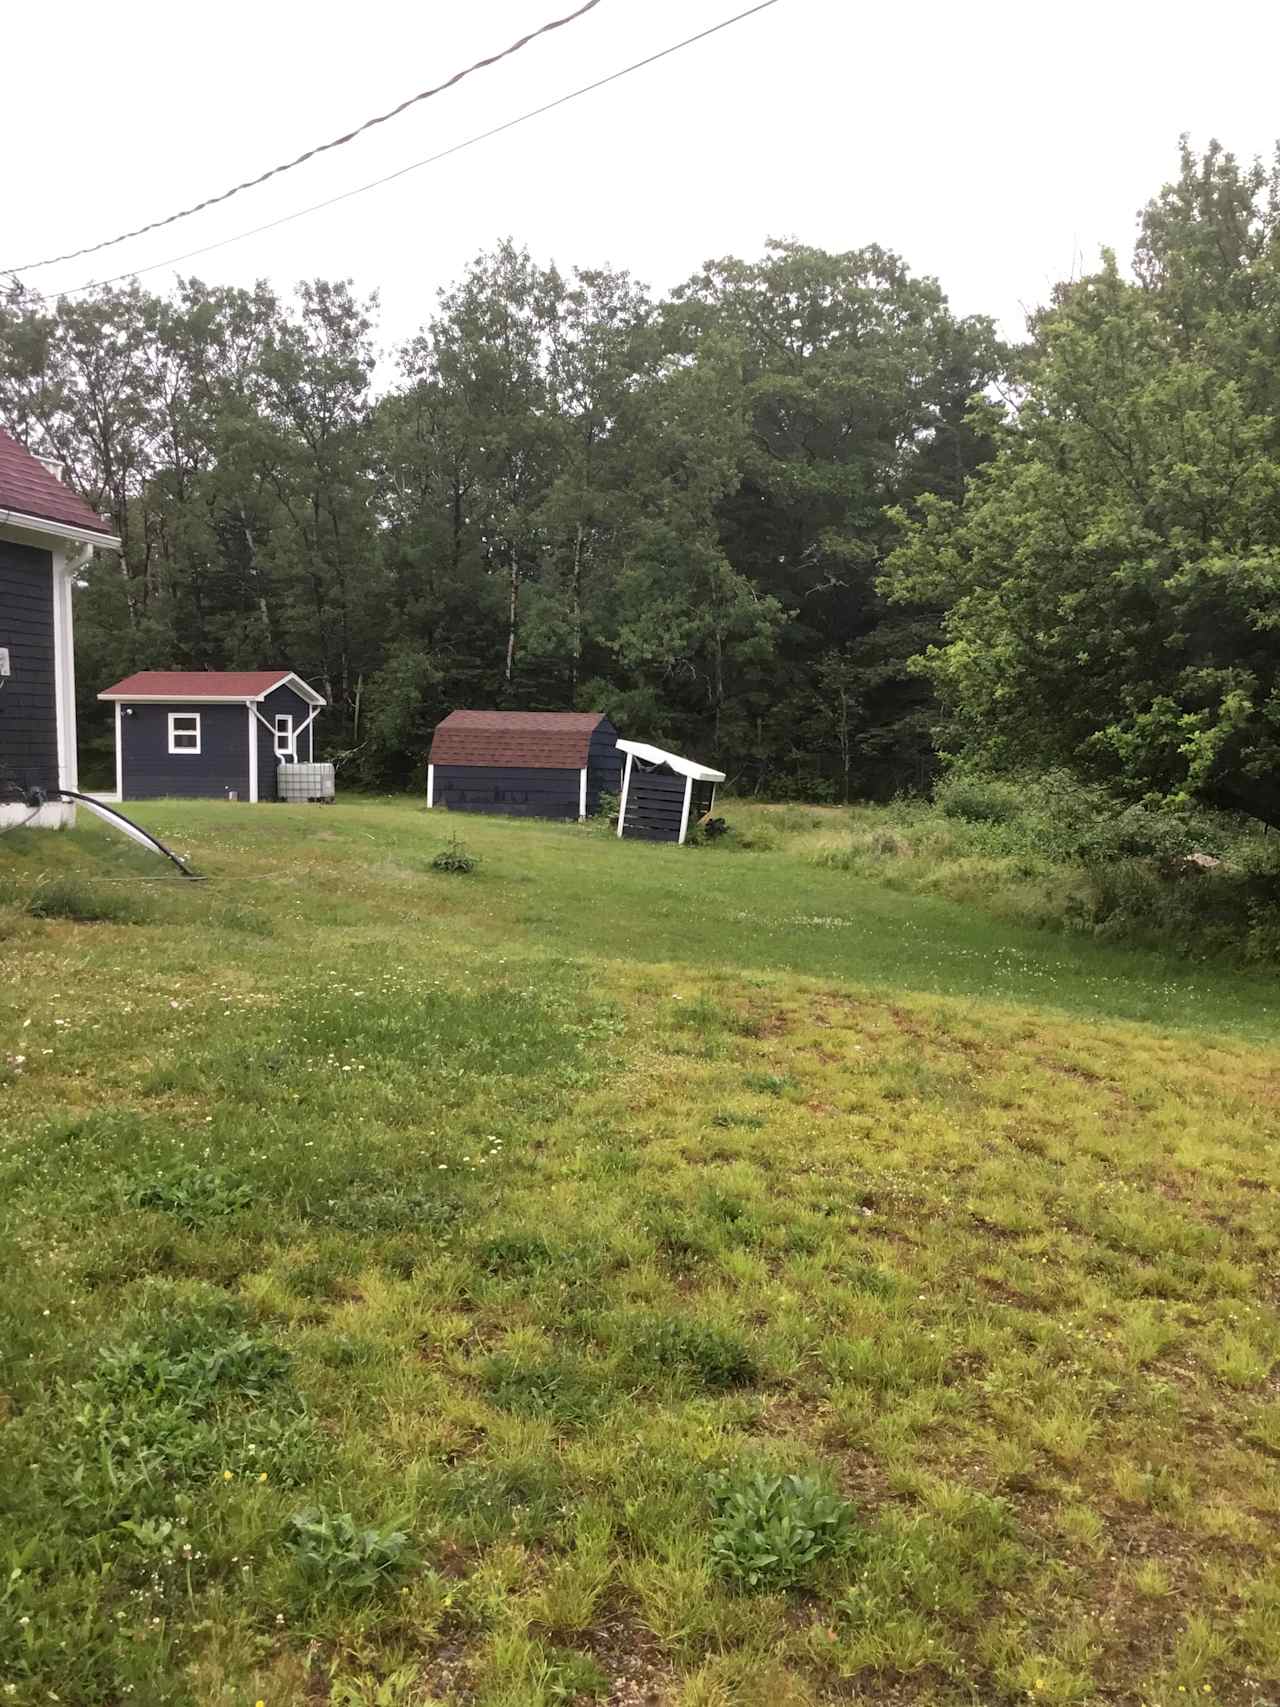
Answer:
0, 508, 121, 552
246, 704, 259, 802
51, 548, 78, 794
616, 749, 634, 837
614, 739, 725, 783
114, 703, 123, 800
167, 711, 202, 754
578, 767, 587, 820
426, 763, 435, 808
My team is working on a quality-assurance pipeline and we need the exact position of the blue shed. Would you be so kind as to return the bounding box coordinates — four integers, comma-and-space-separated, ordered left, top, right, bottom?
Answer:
98, 670, 325, 802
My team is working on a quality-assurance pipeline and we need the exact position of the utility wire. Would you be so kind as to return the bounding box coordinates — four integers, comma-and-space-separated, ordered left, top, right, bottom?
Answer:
24, 0, 781, 303
1, 0, 607, 276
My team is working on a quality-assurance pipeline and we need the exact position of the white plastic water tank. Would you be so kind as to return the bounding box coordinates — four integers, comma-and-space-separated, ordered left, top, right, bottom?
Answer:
276, 762, 336, 803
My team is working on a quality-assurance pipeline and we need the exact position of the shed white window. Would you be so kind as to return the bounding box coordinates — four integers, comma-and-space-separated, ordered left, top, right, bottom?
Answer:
274, 713, 294, 757
168, 712, 201, 754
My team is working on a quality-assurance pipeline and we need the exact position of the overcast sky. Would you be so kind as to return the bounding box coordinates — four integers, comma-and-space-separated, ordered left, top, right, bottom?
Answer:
7, 0, 1279, 365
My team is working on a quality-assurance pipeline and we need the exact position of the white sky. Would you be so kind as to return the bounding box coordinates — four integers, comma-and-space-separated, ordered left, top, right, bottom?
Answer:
6, 0, 1279, 365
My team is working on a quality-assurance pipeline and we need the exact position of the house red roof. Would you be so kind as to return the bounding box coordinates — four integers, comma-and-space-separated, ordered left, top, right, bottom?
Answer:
0, 428, 117, 538
99, 670, 299, 701
429, 710, 607, 769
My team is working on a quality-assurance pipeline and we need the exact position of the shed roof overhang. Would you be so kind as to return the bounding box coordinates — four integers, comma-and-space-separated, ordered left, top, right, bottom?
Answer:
616, 740, 725, 783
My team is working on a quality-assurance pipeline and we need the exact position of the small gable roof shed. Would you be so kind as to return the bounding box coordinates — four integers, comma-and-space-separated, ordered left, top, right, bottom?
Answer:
427, 710, 622, 820
98, 669, 325, 803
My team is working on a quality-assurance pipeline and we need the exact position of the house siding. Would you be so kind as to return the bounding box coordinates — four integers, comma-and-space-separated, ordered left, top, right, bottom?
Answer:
585, 717, 623, 813
434, 763, 582, 819
621, 766, 687, 841
121, 702, 250, 799
0, 537, 58, 797
256, 683, 314, 801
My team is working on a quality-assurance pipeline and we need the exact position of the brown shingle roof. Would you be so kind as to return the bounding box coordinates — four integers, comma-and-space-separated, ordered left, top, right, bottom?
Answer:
100, 670, 300, 701
0, 428, 117, 538
429, 710, 606, 769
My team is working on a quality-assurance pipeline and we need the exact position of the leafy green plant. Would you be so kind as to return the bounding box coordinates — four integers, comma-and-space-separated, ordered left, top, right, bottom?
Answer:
128, 1165, 252, 1227
638, 1316, 759, 1390
431, 835, 477, 874
709, 1468, 859, 1590
92, 1330, 290, 1405
284, 1506, 417, 1594
546, 1647, 609, 1700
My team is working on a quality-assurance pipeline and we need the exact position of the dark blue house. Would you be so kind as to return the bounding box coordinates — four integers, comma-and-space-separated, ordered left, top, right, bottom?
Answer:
0, 428, 121, 829
98, 670, 325, 802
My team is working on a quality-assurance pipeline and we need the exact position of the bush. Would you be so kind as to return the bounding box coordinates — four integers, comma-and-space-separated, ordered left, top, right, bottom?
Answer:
708, 1468, 859, 1590
431, 836, 477, 874
935, 774, 1022, 824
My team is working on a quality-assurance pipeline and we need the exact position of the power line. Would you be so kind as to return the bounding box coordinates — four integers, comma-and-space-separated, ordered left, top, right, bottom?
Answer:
1, 0, 607, 277
35, 0, 781, 303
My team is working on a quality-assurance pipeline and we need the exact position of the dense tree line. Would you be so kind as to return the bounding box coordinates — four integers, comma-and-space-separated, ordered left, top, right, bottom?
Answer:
3, 141, 1278, 822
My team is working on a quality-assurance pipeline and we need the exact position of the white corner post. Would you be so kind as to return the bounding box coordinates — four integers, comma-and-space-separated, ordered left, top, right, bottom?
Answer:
114, 703, 123, 799
616, 749, 634, 837
677, 774, 694, 845
578, 767, 587, 820
426, 763, 435, 808
51, 549, 79, 803
246, 702, 259, 802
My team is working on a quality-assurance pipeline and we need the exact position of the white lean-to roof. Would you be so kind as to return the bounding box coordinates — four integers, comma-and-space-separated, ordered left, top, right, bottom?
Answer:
615, 739, 725, 783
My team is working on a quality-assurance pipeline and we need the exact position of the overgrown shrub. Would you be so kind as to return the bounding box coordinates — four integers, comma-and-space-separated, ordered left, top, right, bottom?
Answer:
935, 774, 1022, 824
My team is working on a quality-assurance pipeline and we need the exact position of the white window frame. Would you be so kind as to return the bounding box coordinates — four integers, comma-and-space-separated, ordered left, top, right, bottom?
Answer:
273, 713, 295, 758
168, 711, 201, 755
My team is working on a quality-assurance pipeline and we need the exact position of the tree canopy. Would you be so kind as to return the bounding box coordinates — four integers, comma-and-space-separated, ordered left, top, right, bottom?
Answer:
885, 141, 1280, 826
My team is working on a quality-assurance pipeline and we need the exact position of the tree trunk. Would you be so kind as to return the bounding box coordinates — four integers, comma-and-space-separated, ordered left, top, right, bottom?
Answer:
569, 522, 584, 700
505, 552, 519, 688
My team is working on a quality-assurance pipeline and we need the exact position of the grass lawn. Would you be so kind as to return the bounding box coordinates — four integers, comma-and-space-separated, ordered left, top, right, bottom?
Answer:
2, 796, 1279, 1707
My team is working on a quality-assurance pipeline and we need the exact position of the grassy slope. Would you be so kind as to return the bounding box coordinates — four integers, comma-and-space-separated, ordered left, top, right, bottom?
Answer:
1, 798, 1278, 1707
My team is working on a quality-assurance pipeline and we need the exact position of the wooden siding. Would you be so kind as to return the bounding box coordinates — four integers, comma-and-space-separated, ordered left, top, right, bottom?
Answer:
585, 716, 623, 811
121, 702, 250, 799
434, 763, 582, 819
0, 538, 58, 797
258, 683, 314, 801
621, 767, 687, 841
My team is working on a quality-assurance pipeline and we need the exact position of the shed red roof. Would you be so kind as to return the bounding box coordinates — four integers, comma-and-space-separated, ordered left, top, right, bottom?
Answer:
99, 670, 299, 701
0, 428, 117, 539
429, 710, 607, 769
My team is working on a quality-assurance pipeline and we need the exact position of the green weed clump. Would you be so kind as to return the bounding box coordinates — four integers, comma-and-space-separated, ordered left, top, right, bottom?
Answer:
283, 1506, 417, 1597
708, 1469, 859, 1590
431, 835, 477, 873
21, 874, 153, 923
634, 1314, 760, 1390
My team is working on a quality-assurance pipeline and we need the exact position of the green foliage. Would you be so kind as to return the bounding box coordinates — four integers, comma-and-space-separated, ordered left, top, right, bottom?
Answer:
632, 1314, 760, 1390
708, 1468, 859, 1590
19, 875, 152, 923
886, 141, 1280, 829
283, 1506, 417, 1595
431, 835, 477, 874
128, 1165, 253, 1227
